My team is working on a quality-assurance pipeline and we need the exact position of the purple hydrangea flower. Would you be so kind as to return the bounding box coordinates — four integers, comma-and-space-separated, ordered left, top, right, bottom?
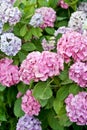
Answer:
16, 114, 42, 130
65, 92, 87, 125
0, 33, 21, 56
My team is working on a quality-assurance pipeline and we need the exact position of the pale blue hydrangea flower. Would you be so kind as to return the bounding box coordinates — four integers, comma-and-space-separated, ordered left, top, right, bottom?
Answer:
29, 13, 44, 27
16, 114, 42, 130
0, 21, 3, 34
0, 33, 21, 56
78, 2, 87, 13
68, 11, 87, 32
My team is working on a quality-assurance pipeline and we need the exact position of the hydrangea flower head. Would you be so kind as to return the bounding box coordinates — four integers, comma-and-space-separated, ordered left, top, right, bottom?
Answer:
29, 13, 44, 27
41, 37, 55, 51
57, 31, 87, 63
68, 11, 86, 32
58, 0, 69, 9
16, 114, 42, 130
65, 92, 87, 125
19, 51, 64, 84
69, 62, 87, 88
21, 90, 41, 116
78, 2, 87, 13
0, 33, 21, 56
0, 58, 20, 87
30, 7, 56, 29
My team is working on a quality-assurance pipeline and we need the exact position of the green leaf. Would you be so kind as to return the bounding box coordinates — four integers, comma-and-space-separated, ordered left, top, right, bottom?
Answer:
45, 27, 55, 35
20, 25, 27, 36
33, 82, 52, 100
0, 84, 6, 92
3, 23, 10, 32
69, 84, 80, 95
17, 82, 29, 94
14, 98, 24, 117
18, 51, 27, 62
56, 86, 69, 101
22, 42, 36, 51
0, 107, 7, 121
59, 68, 68, 81
58, 114, 72, 127
48, 109, 64, 130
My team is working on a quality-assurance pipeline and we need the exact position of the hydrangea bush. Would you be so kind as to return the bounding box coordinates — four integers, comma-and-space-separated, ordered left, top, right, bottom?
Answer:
0, 0, 87, 130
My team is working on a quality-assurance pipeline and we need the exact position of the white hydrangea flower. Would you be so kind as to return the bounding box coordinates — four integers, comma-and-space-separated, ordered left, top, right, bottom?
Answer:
68, 11, 87, 32
0, 33, 21, 56
29, 13, 44, 27
78, 2, 87, 13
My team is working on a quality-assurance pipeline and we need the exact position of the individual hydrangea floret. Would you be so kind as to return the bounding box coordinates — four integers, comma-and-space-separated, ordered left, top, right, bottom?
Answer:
19, 51, 64, 84
78, 2, 87, 13
21, 90, 41, 116
65, 92, 87, 125
68, 11, 86, 33
41, 37, 55, 51
16, 114, 42, 130
29, 13, 44, 27
58, 0, 69, 9
69, 62, 87, 87
57, 31, 87, 63
30, 7, 56, 29
0, 33, 21, 56
0, 58, 20, 87
54, 26, 73, 37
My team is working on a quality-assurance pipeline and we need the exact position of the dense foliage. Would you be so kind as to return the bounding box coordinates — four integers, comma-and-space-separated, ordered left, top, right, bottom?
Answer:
0, 0, 87, 130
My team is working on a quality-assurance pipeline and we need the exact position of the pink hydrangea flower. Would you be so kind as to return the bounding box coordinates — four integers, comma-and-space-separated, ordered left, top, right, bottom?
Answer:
30, 7, 56, 29
0, 58, 20, 87
65, 92, 87, 125
21, 90, 41, 116
19, 51, 64, 84
69, 62, 87, 88
58, 0, 69, 9
57, 31, 87, 63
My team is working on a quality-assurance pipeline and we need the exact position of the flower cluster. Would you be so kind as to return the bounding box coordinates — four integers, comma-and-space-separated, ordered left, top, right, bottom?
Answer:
30, 7, 56, 29
41, 37, 55, 51
19, 51, 64, 84
69, 62, 87, 88
54, 26, 72, 37
78, 2, 87, 13
16, 114, 42, 130
29, 13, 44, 28
68, 11, 86, 33
57, 31, 87, 63
0, 0, 21, 25
21, 90, 41, 116
65, 92, 87, 125
58, 0, 69, 9
0, 58, 20, 87
0, 33, 21, 56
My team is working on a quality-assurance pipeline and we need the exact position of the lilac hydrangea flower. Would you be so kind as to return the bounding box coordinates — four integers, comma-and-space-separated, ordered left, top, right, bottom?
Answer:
78, 2, 87, 13
69, 62, 87, 88
0, 33, 21, 56
29, 13, 44, 27
41, 37, 55, 51
68, 11, 86, 33
65, 92, 87, 125
16, 114, 42, 130
0, 1, 21, 25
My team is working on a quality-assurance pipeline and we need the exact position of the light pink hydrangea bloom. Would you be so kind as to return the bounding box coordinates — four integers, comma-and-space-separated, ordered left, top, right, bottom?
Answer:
57, 31, 87, 63
65, 92, 87, 125
0, 58, 20, 87
35, 7, 56, 28
69, 62, 87, 88
58, 0, 69, 9
21, 90, 41, 116
19, 51, 64, 84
